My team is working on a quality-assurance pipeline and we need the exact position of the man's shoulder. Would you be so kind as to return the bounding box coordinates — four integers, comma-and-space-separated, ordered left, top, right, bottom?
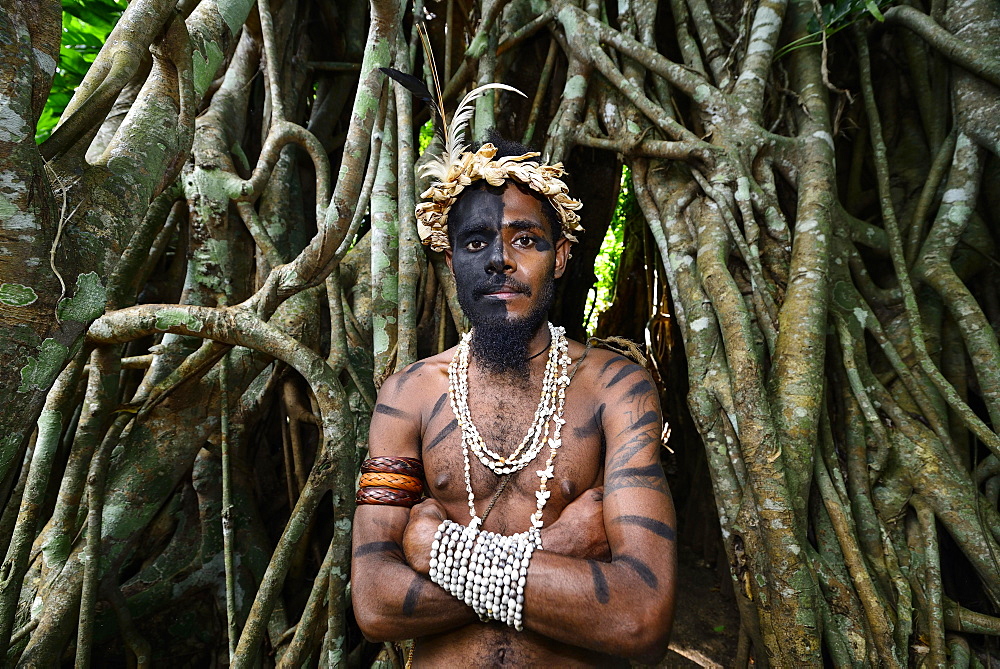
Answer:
568, 340, 653, 390
378, 347, 456, 405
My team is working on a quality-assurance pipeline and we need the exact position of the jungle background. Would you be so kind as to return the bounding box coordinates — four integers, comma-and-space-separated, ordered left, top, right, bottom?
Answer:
2, 0, 1000, 665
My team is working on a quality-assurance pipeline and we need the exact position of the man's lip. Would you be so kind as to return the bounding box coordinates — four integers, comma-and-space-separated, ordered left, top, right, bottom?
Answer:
483, 289, 523, 299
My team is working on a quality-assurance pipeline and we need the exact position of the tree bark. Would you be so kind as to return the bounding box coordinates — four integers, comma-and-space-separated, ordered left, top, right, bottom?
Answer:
2, 0, 1000, 664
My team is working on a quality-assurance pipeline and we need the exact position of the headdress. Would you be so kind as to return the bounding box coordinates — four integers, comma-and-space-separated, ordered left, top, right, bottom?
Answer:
382, 48, 583, 253
415, 142, 583, 252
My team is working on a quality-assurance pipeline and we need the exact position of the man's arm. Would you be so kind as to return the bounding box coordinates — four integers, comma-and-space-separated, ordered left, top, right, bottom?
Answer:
350, 369, 476, 641
404, 357, 677, 662
522, 359, 677, 661
352, 365, 618, 642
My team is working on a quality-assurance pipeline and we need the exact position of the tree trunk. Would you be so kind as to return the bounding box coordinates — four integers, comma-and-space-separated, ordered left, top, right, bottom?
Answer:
2, 0, 1000, 665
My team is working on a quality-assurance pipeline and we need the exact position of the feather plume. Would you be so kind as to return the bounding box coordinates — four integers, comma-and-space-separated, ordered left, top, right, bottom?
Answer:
418, 24, 447, 145
421, 83, 527, 181
379, 67, 438, 111
385, 23, 527, 183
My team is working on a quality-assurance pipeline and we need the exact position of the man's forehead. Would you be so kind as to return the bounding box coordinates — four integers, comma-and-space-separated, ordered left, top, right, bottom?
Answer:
450, 186, 546, 231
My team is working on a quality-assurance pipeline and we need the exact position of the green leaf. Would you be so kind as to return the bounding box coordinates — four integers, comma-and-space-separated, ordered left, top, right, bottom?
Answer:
37, 0, 126, 142
63, 0, 126, 29
864, 0, 885, 21
34, 116, 56, 142
18, 339, 70, 393
0, 283, 39, 307
584, 166, 630, 334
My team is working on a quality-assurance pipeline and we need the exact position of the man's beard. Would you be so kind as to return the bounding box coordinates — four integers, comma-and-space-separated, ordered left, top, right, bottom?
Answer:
460, 275, 555, 380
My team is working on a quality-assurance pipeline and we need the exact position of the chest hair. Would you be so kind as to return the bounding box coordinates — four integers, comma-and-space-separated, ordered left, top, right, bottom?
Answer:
466, 373, 542, 457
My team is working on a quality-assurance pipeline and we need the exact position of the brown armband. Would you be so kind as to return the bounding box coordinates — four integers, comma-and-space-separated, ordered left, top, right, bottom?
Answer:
356, 486, 423, 507
361, 456, 424, 479
359, 472, 423, 494
356, 456, 425, 507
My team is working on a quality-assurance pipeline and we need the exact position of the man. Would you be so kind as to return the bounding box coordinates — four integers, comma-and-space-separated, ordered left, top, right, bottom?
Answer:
351, 134, 677, 666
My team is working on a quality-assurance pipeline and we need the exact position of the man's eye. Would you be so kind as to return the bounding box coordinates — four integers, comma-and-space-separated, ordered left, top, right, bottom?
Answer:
465, 240, 487, 251
513, 236, 537, 248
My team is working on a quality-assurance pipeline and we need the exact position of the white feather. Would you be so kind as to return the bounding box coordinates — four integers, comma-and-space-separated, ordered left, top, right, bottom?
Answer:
420, 83, 526, 183
447, 84, 525, 163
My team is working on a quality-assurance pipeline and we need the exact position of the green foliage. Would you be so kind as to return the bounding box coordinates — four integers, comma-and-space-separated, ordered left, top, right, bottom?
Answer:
583, 166, 630, 334
775, 0, 890, 59
418, 119, 434, 155
814, 0, 888, 28
36, 0, 127, 143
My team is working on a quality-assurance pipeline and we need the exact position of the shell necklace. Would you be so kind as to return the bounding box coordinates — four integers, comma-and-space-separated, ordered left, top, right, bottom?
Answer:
448, 322, 572, 532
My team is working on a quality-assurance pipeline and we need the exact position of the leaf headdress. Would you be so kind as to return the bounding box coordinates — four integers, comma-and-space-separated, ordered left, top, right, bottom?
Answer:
381, 33, 583, 252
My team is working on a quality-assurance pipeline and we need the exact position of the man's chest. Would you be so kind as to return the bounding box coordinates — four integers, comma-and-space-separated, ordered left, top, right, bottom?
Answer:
419, 384, 605, 530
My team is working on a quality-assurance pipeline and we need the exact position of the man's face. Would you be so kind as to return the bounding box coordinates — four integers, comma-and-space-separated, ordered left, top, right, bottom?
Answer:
446, 183, 570, 374
446, 184, 569, 324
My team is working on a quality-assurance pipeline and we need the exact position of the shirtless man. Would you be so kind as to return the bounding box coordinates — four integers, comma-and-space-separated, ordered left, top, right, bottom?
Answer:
351, 135, 677, 666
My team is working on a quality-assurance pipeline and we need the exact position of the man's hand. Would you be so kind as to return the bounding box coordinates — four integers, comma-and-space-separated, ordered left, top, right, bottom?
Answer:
403, 489, 609, 575
403, 498, 448, 575
541, 487, 611, 561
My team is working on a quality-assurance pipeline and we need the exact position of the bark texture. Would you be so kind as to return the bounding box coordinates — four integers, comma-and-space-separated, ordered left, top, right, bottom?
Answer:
1, 0, 1000, 665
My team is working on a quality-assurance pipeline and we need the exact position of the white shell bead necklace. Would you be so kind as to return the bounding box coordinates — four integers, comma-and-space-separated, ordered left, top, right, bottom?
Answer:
447, 322, 572, 532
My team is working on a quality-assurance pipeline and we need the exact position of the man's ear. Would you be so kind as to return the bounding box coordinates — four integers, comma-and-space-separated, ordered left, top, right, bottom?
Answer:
445, 248, 454, 273
553, 238, 571, 279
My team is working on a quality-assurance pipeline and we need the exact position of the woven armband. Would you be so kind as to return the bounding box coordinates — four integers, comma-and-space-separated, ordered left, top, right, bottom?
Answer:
356, 456, 425, 507
359, 472, 423, 494
356, 486, 422, 507
362, 456, 424, 478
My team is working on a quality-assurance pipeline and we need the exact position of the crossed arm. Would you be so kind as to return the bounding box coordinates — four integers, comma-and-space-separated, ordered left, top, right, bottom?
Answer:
350, 358, 677, 663
518, 359, 677, 661
350, 369, 476, 640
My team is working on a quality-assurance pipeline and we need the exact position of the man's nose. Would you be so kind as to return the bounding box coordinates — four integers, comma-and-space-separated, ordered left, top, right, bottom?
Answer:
485, 241, 515, 274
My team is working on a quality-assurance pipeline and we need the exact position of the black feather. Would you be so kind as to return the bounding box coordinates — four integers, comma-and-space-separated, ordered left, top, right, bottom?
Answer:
380, 67, 436, 108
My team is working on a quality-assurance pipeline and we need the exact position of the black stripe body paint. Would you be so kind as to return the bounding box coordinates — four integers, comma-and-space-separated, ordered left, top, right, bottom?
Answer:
590, 561, 610, 604
425, 419, 457, 452
617, 555, 658, 588
402, 577, 425, 616
375, 404, 408, 419
613, 515, 677, 541
353, 540, 404, 558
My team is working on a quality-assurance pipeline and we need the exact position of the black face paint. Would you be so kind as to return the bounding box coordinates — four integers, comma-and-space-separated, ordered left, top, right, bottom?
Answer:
527, 233, 552, 252
468, 281, 553, 379
450, 189, 511, 324
449, 187, 556, 378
